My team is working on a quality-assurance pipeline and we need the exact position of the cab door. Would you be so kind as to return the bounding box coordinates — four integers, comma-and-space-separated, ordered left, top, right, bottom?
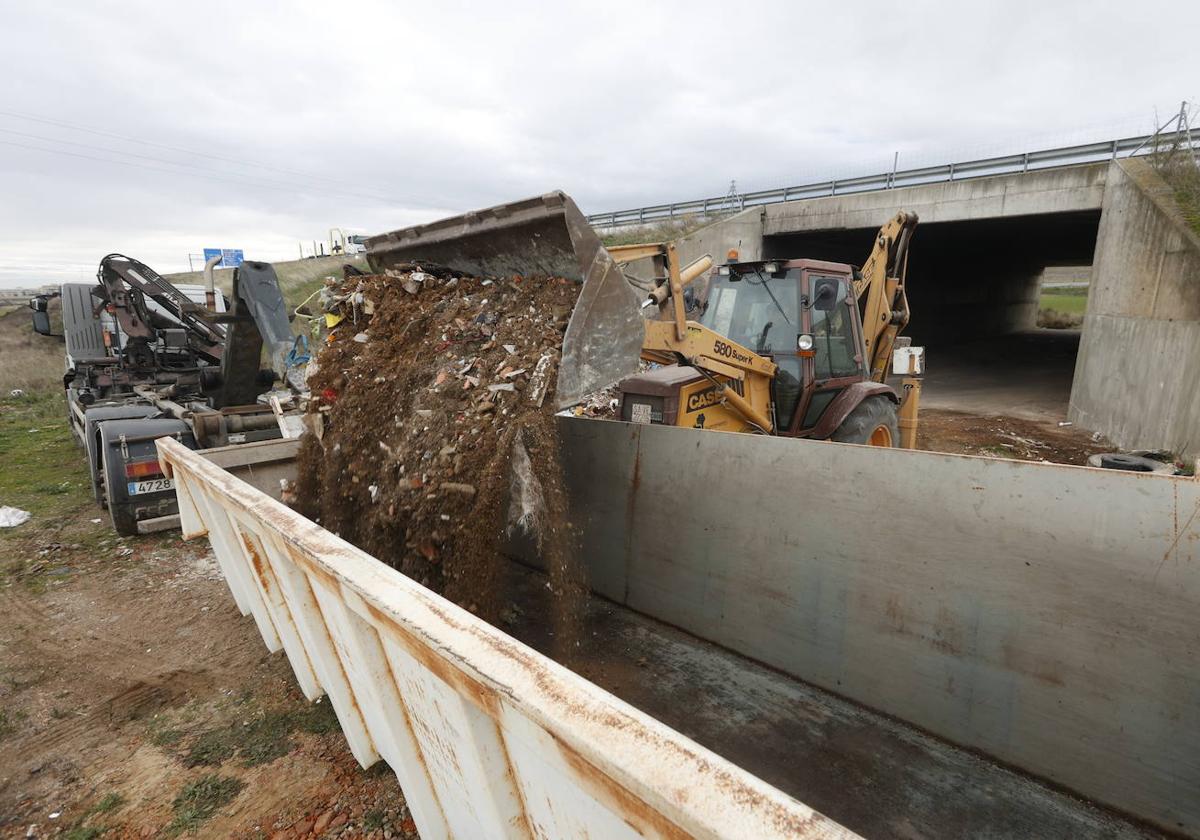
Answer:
790, 273, 867, 436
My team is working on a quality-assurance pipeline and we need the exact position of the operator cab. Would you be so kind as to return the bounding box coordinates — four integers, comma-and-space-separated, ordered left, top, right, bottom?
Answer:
619, 257, 873, 436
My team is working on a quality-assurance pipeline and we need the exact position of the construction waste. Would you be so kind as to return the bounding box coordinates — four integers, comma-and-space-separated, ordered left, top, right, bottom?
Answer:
295, 265, 586, 636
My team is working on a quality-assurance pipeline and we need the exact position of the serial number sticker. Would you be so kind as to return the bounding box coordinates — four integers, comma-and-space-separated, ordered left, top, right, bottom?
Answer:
630, 403, 652, 424
128, 478, 175, 496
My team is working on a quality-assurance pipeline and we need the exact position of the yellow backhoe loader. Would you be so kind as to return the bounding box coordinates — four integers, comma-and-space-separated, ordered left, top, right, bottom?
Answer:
608, 210, 921, 446
363, 191, 922, 447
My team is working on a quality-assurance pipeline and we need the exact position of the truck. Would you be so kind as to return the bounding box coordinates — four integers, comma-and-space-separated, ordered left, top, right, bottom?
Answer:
30, 253, 304, 535
155, 192, 1200, 838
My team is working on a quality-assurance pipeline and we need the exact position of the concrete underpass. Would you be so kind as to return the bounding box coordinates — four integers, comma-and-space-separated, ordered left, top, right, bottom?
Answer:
666, 158, 1200, 451
764, 210, 1101, 419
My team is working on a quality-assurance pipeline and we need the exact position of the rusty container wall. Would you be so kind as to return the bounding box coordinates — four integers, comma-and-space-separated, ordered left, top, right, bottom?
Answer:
157, 437, 856, 840
553, 417, 1200, 836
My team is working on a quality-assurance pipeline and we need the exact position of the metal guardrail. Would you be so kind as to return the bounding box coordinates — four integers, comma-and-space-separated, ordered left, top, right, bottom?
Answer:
587, 131, 1200, 228
157, 436, 856, 840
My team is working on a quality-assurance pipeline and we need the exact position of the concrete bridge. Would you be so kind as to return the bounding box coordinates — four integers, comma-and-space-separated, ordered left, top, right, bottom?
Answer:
664, 158, 1200, 458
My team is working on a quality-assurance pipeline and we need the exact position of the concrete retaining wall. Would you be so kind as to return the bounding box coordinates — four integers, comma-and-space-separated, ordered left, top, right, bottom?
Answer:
1070, 158, 1200, 457
556, 416, 1200, 836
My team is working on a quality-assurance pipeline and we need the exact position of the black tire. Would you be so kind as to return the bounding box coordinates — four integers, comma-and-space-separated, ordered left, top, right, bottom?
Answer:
831, 395, 899, 447
100, 452, 140, 536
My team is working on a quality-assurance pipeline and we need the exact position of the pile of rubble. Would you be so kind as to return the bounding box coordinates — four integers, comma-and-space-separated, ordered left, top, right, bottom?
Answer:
295, 265, 585, 629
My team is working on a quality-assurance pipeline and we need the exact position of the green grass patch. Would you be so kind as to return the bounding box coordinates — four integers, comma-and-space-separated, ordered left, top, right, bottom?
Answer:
1039, 292, 1088, 314
93, 793, 124, 814
182, 700, 341, 768
0, 707, 28, 739
168, 774, 245, 835
63, 827, 105, 840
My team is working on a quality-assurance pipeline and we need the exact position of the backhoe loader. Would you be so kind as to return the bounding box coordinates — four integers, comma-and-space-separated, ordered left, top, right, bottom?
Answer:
363, 191, 922, 447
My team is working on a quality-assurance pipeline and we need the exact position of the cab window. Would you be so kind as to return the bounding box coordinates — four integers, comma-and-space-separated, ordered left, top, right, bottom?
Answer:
809, 277, 861, 379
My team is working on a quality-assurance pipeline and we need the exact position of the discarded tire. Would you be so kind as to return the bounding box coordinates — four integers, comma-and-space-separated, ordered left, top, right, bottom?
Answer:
832, 395, 899, 447
1086, 453, 1177, 474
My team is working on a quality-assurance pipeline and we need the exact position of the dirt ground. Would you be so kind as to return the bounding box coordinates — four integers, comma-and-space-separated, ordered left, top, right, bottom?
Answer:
918, 407, 1112, 465
0, 510, 416, 839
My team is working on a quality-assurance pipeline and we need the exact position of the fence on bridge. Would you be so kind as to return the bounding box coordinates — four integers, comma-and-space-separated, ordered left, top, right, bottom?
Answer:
588, 128, 1200, 229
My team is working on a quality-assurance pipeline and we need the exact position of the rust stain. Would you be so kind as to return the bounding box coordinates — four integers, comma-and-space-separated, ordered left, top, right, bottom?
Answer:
1156, 484, 1200, 581
375, 625, 450, 834
365, 599, 502, 718
554, 732, 693, 840
240, 529, 273, 596
622, 439, 642, 604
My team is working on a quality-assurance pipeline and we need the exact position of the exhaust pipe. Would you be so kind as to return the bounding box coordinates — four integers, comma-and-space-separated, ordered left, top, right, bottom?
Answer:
203, 254, 222, 310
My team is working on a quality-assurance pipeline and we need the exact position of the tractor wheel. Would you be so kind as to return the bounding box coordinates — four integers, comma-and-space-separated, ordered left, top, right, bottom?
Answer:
831, 396, 899, 447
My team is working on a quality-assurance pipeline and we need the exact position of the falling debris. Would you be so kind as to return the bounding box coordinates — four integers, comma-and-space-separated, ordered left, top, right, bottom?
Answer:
295, 266, 587, 632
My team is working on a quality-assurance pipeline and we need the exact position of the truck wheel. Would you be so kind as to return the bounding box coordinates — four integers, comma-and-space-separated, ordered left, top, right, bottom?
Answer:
100, 459, 140, 536
832, 396, 899, 447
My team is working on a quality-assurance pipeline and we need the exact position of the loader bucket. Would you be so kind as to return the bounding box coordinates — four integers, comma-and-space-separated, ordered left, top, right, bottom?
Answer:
365, 191, 644, 409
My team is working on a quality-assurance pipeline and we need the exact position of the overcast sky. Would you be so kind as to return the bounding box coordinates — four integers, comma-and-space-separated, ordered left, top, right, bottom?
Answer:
2, 0, 1196, 287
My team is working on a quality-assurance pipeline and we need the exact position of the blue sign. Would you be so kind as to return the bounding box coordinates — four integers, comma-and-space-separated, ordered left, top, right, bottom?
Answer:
203, 248, 244, 268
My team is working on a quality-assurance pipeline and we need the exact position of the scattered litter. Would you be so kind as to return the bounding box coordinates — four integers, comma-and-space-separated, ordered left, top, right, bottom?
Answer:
353, 332, 369, 343
10, 389, 24, 398
0, 506, 31, 528
1057, 421, 1073, 427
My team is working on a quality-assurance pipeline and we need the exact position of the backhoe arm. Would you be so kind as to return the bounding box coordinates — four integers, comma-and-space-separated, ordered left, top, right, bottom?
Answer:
853, 211, 918, 382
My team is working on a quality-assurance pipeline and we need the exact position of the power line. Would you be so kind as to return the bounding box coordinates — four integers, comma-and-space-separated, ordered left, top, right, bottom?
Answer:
0, 108, 366, 190
0, 136, 445, 210
0, 125, 406, 205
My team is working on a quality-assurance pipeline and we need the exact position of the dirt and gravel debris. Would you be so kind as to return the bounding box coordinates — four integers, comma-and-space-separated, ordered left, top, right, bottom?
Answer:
295, 266, 588, 645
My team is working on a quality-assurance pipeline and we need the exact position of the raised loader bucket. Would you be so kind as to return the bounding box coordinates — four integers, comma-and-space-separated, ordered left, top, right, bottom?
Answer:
365, 191, 644, 409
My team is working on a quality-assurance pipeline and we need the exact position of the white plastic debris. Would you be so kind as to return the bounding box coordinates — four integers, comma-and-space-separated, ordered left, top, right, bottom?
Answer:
0, 506, 31, 528
353, 332, 369, 343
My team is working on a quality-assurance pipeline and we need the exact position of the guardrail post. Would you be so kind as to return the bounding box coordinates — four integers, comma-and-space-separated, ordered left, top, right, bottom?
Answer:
830, 179, 837, 196
948, 162, 955, 181
1111, 139, 1119, 159
1023, 152, 1029, 173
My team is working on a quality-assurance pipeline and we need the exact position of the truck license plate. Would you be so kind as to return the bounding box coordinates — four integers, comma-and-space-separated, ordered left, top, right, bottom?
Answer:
127, 478, 174, 495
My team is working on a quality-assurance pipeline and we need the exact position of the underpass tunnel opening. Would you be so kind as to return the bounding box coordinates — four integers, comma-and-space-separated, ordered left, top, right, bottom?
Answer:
762, 210, 1102, 419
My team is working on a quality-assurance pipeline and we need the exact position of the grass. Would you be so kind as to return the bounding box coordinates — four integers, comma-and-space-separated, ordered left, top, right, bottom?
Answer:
168, 774, 245, 835
180, 699, 341, 768
0, 707, 27, 739
1038, 285, 1087, 329
1149, 138, 1200, 237
0, 389, 96, 587
0, 307, 63, 393
600, 214, 718, 247
163, 254, 367, 311
1039, 287, 1088, 314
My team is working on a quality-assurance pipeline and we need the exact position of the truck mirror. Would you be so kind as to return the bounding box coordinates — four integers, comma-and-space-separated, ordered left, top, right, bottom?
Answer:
31, 309, 54, 337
